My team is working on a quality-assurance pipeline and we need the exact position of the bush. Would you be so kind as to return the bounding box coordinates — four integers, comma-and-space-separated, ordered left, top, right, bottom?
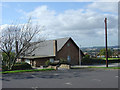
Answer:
12, 62, 32, 70
50, 62, 59, 66
45, 60, 51, 66
84, 54, 90, 59
81, 56, 106, 65
81, 55, 91, 64
2, 65, 8, 71
59, 58, 70, 65
81, 55, 120, 65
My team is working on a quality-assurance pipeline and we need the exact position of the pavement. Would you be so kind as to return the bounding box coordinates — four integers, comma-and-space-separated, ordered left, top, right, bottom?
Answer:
2, 68, 119, 88
71, 63, 120, 68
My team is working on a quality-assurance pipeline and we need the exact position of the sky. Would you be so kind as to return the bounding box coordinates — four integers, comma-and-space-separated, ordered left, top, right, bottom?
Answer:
0, 2, 118, 47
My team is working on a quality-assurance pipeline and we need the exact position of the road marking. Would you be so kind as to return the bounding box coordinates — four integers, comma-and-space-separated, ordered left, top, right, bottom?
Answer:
115, 76, 118, 78
65, 82, 72, 85
31, 75, 36, 77
32, 86, 38, 90
92, 79, 101, 82
53, 73, 59, 76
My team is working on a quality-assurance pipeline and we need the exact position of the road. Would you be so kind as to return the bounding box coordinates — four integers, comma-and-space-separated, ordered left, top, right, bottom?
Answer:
72, 63, 120, 68
2, 68, 119, 88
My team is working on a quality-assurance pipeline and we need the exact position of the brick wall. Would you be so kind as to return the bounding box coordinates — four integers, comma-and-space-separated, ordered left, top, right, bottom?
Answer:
34, 57, 55, 67
57, 39, 79, 65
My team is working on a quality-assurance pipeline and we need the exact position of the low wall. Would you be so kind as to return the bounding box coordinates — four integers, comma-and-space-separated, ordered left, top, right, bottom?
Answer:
58, 64, 70, 69
47, 66, 58, 70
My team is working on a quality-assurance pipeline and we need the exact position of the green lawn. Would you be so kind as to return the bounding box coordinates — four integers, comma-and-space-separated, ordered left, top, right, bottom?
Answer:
101, 58, 120, 60
71, 66, 120, 69
1, 68, 55, 74
87, 66, 120, 69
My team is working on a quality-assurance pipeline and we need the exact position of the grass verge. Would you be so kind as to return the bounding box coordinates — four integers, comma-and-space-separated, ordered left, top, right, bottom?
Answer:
87, 66, 120, 69
101, 58, 120, 60
71, 66, 120, 69
1, 68, 55, 74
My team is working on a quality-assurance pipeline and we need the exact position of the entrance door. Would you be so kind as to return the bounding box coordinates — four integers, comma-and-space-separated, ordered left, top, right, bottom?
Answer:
25, 59, 30, 64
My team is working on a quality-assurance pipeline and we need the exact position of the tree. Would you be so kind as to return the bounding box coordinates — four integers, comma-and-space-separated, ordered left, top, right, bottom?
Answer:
112, 49, 118, 57
2, 52, 15, 66
0, 18, 45, 70
99, 48, 113, 57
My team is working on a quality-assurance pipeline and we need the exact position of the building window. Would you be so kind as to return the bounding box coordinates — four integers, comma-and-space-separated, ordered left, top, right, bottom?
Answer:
67, 55, 71, 62
67, 43, 70, 47
50, 58, 54, 63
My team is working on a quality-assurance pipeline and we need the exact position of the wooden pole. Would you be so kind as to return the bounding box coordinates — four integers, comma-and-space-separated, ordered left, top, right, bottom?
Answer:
104, 18, 108, 67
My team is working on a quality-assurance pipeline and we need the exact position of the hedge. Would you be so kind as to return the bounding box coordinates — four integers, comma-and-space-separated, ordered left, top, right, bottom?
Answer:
12, 62, 32, 70
81, 57, 120, 65
2, 62, 32, 71
2, 65, 8, 71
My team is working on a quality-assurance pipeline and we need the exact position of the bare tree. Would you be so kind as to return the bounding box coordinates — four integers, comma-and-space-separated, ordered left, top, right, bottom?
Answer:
0, 18, 45, 70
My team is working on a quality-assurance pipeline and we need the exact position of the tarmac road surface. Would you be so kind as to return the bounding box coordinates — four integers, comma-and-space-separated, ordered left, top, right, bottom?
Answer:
2, 68, 119, 88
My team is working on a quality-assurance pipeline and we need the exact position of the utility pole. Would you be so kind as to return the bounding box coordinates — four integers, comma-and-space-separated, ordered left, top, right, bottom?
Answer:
79, 45, 81, 65
104, 18, 108, 67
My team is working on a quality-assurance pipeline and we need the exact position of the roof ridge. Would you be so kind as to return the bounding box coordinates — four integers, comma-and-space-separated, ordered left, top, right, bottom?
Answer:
31, 37, 71, 43
46, 37, 71, 41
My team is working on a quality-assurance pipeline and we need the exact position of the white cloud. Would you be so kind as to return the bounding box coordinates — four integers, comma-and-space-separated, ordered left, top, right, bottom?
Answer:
1, 2, 118, 47
87, 2, 118, 13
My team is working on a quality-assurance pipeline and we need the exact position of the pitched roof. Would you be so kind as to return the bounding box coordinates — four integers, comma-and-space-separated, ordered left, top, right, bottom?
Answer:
28, 37, 70, 57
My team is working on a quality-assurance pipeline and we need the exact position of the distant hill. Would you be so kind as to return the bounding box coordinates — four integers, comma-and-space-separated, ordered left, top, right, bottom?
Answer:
81, 46, 119, 55
81, 46, 118, 49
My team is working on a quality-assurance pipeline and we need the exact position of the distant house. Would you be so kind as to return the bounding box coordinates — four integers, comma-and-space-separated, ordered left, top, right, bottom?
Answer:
21, 37, 84, 67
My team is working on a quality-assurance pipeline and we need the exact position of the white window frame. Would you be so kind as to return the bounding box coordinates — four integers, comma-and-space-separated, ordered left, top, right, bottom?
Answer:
67, 55, 71, 62
50, 58, 54, 63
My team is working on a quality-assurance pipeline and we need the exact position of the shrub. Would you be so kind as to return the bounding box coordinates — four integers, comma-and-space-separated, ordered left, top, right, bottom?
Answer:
50, 62, 59, 66
81, 56, 106, 65
45, 60, 51, 66
12, 62, 32, 70
84, 54, 90, 59
2, 65, 8, 71
81, 55, 90, 64
15, 62, 23, 64
59, 58, 70, 65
